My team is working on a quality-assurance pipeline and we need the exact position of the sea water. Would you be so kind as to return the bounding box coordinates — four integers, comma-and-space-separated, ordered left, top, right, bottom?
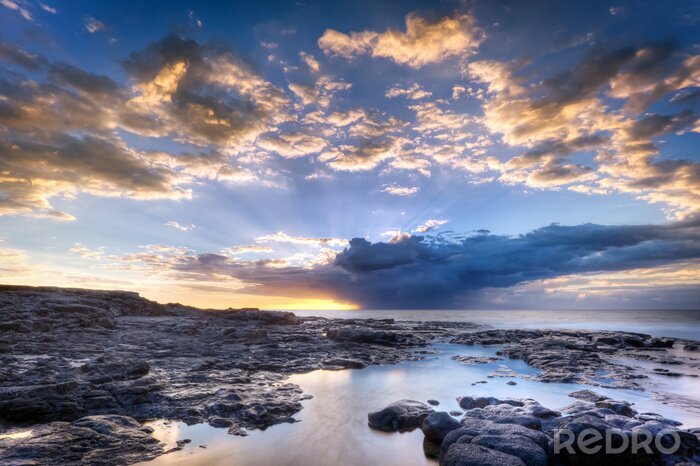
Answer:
140, 310, 700, 466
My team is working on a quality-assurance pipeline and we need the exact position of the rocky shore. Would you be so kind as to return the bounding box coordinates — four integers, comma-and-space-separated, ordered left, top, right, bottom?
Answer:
1, 285, 699, 465
0, 285, 480, 464
369, 392, 700, 465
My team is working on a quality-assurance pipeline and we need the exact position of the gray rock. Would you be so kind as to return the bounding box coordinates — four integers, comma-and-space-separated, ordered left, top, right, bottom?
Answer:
471, 434, 548, 466
0, 415, 162, 465
422, 411, 461, 442
368, 399, 434, 432
568, 389, 609, 403
441, 443, 526, 466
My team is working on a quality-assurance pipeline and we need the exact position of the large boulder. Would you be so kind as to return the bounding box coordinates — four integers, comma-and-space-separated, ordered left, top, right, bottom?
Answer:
368, 399, 434, 432
422, 411, 461, 442
441, 443, 526, 466
471, 434, 548, 466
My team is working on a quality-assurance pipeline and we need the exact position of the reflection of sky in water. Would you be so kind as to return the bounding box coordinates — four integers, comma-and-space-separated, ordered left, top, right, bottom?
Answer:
139, 342, 700, 466
0, 431, 32, 440
293, 309, 700, 340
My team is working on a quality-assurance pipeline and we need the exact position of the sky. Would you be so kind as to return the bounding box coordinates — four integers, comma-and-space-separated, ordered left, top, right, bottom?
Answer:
1, 0, 699, 310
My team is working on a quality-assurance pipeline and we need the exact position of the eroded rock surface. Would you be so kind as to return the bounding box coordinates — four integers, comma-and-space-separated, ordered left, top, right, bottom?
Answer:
0, 415, 163, 465
452, 329, 700, 389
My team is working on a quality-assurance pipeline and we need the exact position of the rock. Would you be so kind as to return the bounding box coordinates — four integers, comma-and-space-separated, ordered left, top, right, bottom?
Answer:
568, 389, 609, 403
423, 437, 441, 458
594, 400, 636, 417
327, 328, 399, 346
449, 328, 693, 389
471, 434, 548, 466
506, 381, 517, 386
457, 396, 523, 410
427, 399, 440, 406
368, 400, 434, 432
0, 415, 163, 465
217, 309, 300, 325
441, 443, 526, 466
650, 337, 675, 348
323, 358, 366, 369
452, 355, 502, 365
422, 411, 460, 442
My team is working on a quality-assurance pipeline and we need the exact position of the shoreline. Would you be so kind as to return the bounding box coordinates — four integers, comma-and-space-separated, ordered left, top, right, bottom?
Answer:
1, 285, 699, 464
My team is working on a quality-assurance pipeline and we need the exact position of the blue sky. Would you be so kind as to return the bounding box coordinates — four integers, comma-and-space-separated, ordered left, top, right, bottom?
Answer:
1, 0, 699, 309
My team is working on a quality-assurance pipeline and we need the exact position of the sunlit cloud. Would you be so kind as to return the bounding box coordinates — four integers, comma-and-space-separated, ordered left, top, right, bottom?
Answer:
319, 12, 483, 68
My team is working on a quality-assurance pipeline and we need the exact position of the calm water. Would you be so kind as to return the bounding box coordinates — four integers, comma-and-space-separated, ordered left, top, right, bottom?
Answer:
141, 326, 700, 466
292, 309, 700, 340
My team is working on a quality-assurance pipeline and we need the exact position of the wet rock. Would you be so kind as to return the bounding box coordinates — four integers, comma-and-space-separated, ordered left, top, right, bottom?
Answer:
0, 415, 162, 465
422, 411, 460, 443
368, 400, 434, 432
451, 355, 502, 365
441, 443, 526, 466
450, 328, 693, 389
471, 434, 548, 466
427, 399, 440, 406
568, 389, 609, 403
650, 337, 675, 348
327, 328, 399, 346
594, 399, 636, 417
457, 396, 524, 410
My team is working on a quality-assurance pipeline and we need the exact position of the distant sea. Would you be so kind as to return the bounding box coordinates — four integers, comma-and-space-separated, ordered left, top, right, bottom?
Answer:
290, 309, 700, 340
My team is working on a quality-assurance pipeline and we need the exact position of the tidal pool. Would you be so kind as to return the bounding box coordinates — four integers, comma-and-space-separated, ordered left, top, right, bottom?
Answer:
140, 343, 700, 466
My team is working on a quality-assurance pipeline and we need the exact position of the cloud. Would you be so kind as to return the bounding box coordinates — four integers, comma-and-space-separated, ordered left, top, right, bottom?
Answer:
468, 44, 700, 217
0, 37, 284, 219
300, 51, 320, 73
39, 2, 56, 14
122, 35, 291, 146
254, 231, 347, 248
0, 135, 190, 219
56, 219, 700, 309
257, 131, 327, 158
385, 83, 432, 100
69, 243, 106, 259
84, 16, 106, 33
288, 75, 351, 108
222, 245, 274, 255
320, 139, 401, 172
319, 13, 483, 68
165, 221, 197, 232
413, 219, 448, 233
1, 0, 32, 21
381, 183, 419, 196
133, 219, 700, 308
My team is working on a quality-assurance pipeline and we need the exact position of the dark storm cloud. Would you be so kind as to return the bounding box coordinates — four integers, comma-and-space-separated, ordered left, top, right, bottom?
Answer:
163, 219, 700, 309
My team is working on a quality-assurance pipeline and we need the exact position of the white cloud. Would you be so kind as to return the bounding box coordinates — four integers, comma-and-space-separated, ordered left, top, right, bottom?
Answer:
165, 221, 197, 232
381, 183, 420, 196
413, 219, 448, 233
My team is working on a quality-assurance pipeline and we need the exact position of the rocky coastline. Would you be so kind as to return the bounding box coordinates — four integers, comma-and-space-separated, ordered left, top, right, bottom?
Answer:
0, 285, 699, 465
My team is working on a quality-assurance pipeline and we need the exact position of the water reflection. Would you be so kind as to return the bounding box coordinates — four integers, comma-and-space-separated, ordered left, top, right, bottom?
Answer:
140, 343, 700, 466
0, 431, 32, 440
